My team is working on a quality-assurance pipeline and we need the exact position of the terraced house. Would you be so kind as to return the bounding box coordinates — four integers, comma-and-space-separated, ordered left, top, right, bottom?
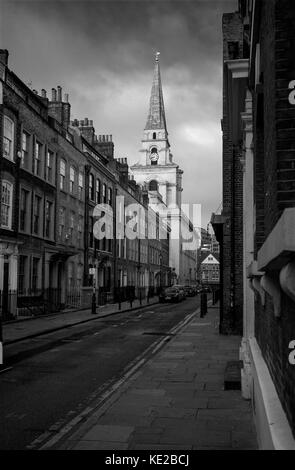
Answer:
0, 49, 171, 320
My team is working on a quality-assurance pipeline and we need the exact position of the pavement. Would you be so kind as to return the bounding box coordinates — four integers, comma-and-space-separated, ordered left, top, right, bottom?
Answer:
2, 297, 159, 345
47, 304, 258, 451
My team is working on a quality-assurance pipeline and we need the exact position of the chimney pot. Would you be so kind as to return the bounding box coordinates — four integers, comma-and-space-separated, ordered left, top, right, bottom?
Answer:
41, 89, 47, 98
57, 85, 62, 101
64, 93, 69, 102
52, 88, 57, 101
80, 120, 84, 126
89, 120, 93, 126
85, 118, 89, 126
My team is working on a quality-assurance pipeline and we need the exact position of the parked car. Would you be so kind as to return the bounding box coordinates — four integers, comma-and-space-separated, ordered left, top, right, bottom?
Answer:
172, 285, 186, 300
183, 285, 195, 297
159, 286, 185, 303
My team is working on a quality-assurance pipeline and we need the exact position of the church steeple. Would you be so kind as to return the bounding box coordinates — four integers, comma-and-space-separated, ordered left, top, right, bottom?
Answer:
145, 52, 167, 132
131, 52, 183, 209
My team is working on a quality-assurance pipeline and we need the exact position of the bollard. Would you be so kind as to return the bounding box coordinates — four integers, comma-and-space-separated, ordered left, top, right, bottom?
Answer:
200, 292, 207, 318
91, 292, 96, 314
0, 316, 3, 368
118, 289, 121, 311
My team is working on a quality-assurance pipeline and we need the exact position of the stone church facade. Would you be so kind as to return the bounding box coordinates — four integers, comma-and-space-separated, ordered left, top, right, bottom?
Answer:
131, 53, 199, 285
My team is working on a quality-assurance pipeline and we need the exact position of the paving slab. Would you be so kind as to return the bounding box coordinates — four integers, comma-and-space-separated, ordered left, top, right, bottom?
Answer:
54, 305, 257, 450
82, 424, 134, 442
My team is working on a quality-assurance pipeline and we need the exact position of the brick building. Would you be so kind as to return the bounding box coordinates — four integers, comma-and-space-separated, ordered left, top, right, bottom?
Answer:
212, 0, 295, 449
211, 2, 249, 334
245, 0, 295, 448
0, 49, 170, 320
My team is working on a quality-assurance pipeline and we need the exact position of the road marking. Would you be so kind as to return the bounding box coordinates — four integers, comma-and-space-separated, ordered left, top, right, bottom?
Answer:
5, 412, 27, 420
0, 366, 13, 375
28, 306, 200, 450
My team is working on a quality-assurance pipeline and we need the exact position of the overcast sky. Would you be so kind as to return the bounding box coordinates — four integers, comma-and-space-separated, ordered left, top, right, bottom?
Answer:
1, 0, 236, 228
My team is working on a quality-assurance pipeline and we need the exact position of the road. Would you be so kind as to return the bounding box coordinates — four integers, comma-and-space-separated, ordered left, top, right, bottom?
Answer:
0, 296, 201, 450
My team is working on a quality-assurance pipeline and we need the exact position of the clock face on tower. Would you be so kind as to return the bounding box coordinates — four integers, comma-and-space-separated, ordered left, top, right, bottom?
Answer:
150, 147, 159, 162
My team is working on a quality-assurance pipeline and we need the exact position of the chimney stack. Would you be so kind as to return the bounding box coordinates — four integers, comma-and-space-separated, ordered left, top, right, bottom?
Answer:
57, 85, 62, 101
94, 133, 115, 160
0, 49, 9, 67
64, 93, 69, 103
41, 89, 47, 98
48, 86, 71, 130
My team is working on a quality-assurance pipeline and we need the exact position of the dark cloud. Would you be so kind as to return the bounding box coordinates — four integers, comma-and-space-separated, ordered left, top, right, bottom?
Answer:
2, 0, 236, 226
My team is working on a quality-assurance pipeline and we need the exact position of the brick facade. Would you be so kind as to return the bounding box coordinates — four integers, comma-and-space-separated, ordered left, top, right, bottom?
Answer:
217, 10, 247, 334
0, 50, 170, 319
251, 0, 295, 436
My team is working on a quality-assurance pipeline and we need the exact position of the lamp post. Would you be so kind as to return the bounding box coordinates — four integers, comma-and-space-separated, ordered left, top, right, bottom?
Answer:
159, 253, 163, 292
91, 262, 97, 314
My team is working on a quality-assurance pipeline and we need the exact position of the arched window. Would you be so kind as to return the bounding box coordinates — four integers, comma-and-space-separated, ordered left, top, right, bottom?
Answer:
96, 179, 101, 204
149, 180, 158, 191
89, 174, 94, 200
153, 132, 156, 140
1, 181, 13, 229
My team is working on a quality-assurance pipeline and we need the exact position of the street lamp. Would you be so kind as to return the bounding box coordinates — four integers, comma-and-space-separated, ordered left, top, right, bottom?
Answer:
90, 262, 97, 314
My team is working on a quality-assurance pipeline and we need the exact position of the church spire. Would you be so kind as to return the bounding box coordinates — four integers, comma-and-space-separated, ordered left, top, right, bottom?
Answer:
145, 52, 167, 131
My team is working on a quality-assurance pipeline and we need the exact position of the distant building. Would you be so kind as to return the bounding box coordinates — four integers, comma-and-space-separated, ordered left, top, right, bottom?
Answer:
210, 234, 220, 254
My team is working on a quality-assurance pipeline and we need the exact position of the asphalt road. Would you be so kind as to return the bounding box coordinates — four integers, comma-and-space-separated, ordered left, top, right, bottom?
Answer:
0, 296, 201, 450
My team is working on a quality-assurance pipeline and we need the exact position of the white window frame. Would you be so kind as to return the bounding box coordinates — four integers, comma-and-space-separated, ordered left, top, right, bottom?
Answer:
78, 172, 83, 199
1, 180, 13, 229
3, 116, 14, 161
70, 166, 75, 194
60, 159, 66, 190
34, 140, 42, 176
21, 131, 30, 167
46, 149, 54, 183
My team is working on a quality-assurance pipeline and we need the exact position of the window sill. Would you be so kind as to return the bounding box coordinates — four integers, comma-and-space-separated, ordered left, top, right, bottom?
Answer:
258, 208, 295, 272
257, 208, 295, 316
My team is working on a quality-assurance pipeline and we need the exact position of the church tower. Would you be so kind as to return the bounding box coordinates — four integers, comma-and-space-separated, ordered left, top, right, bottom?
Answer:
131, 52, 183, 209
